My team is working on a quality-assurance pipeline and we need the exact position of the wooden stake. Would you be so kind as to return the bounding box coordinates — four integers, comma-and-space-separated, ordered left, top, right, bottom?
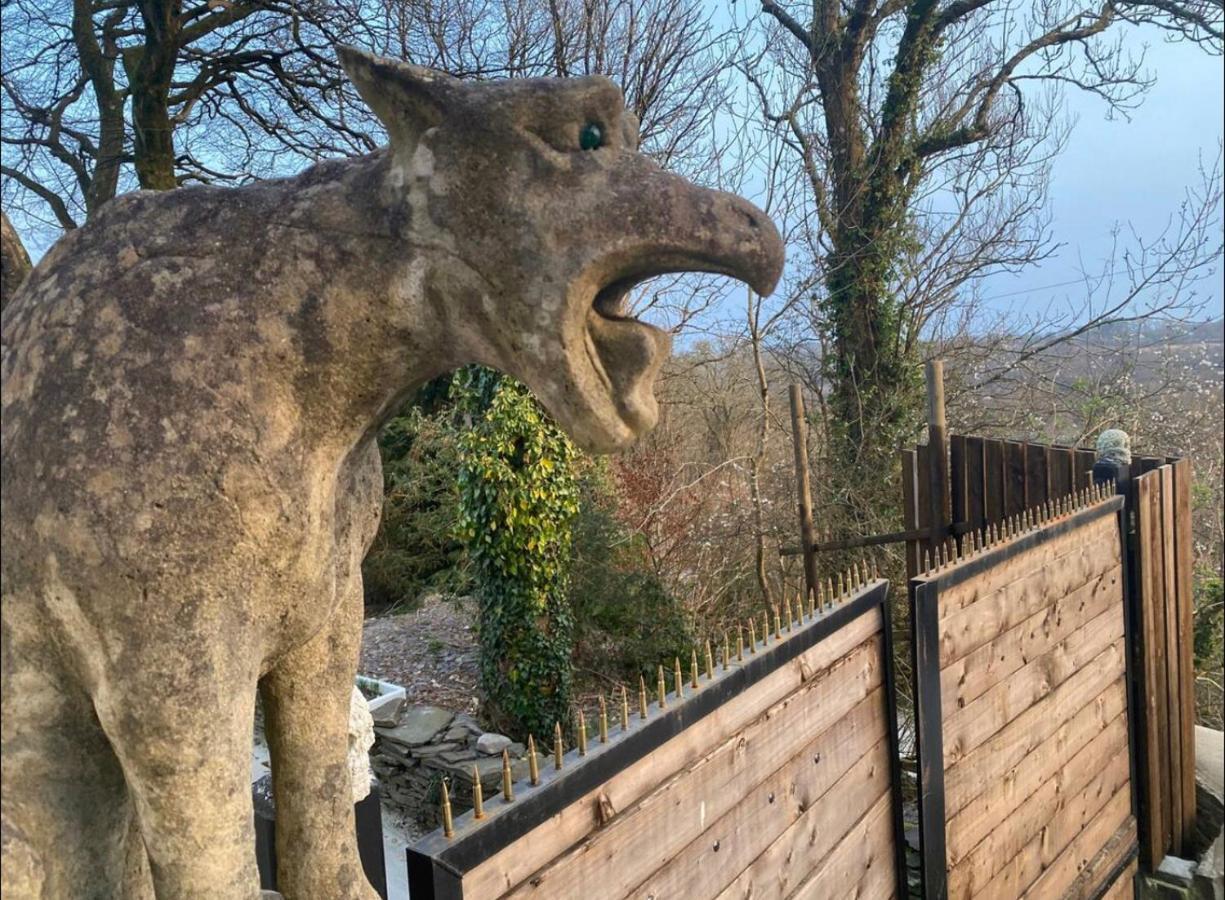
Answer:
789, 384, 820, 618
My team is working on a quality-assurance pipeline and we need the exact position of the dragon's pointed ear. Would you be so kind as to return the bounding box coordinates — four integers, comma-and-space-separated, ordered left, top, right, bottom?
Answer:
337, 45, 460, 150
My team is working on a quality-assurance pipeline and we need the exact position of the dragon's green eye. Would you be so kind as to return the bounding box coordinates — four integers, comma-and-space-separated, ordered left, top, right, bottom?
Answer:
579, 122, 604, 150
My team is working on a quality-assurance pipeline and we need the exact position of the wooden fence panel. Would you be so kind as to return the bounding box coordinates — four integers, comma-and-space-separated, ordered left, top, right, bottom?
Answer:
911, 488, 1137, 900
1132, 463, 1197, 866
406, 583, 906, 900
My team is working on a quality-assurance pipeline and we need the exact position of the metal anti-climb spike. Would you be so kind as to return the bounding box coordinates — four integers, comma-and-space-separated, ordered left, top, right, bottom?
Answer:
763, 610, 771, 644
657, 666, 667, 709
690, 649, 700, 689
737, 625, 745, 661
772, 607, 781, 640
825, 577, 835, 607
598, 695, 608, 743
674, 657, 684, 698
808, 588, 816, 618
576, 710, 587, 756
620, 685, 630, 732
638, 675, 649, 720
472, 765, 485, 820
501, 749, 514, 802
705, 641, 714, 680
553, 722, 564, 770
441, 778, 454, 838
748, 618, 757, 653
783, 596, 793, 632
722, 632, 731, 671
527, 735, 540, 785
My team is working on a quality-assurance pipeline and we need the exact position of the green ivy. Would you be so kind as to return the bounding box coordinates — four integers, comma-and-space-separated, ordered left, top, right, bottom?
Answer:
452, 367, 579, 739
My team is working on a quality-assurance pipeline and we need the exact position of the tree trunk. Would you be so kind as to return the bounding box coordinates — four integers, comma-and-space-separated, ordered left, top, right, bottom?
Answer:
128, 2, 182, 191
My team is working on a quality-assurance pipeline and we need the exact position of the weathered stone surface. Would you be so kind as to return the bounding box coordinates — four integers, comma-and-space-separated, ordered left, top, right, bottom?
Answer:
347, 687, 375, 803
0, 42, 782, 900
475, 733, 513, 756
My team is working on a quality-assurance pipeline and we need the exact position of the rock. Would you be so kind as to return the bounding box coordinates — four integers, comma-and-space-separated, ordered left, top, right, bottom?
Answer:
443, 726, 470, 742
506, 742, 526, 758
375, 706, 453, 747
475, 733, 513, 756
367, 693, 404, 728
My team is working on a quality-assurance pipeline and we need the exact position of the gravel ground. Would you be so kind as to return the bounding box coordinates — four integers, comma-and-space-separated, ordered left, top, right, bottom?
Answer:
359, 595, 481, 716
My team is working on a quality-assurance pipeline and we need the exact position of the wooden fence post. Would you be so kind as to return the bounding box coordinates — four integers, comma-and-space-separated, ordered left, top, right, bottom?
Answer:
789, 384, 819, 609
925, 361, 950, 556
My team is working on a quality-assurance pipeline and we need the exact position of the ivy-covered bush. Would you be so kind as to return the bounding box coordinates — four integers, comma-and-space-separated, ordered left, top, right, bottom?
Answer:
453, 367, 579, 739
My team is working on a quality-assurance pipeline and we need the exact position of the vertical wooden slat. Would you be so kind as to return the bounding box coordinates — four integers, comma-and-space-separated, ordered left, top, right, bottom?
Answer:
1025, 443, 1050, 509
984, 439, 1005, 525
901, 449, 920, 580
1159, 465, 1183, 854
1050, 446, 1074, 500
1136, 472, 1168, 867
1005, 441, 1027, 515
950, 435, 967, 542
966, 437, 986, 537
1172, 459, 1196, 842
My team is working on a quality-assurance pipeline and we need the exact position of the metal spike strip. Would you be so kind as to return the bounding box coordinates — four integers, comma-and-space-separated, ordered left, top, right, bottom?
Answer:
620, 685, 630, 732
657, 666, 667, 709
553, 722, 564, 770
638, 676, 648, 720
598, 695, 608, 743
472, 765, 485, 820
576, 710, 587, 756
501, 750, 514, 802
705, 641, 715, 680
441, 778, 454, 838
527, 735, 540, 785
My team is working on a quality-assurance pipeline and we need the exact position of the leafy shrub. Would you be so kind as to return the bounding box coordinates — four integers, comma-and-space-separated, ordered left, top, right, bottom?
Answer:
568, 459, 693, 683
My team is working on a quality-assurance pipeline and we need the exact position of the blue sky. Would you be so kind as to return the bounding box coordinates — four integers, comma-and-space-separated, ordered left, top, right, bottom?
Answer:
978, 29, 1224, 321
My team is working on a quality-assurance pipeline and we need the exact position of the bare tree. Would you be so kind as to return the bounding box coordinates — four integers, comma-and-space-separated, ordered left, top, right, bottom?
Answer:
732, 0, 1223, 504
1, 1, 386, 245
